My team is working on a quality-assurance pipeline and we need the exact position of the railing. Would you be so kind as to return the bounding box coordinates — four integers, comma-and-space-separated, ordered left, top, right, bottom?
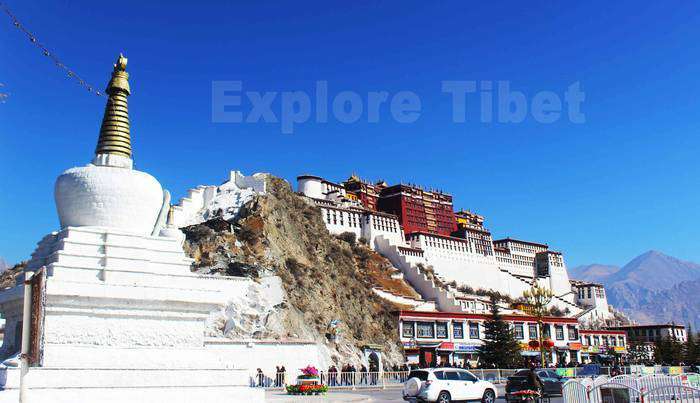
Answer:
251, 366, 697, 391
564, 374, 700, 403
250, 371, 409, 390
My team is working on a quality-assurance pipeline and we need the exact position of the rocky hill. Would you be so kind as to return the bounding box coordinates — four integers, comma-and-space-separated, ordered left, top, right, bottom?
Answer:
0, 261, 26, 289
575, 251, 700, 328
183, 176, 413, 366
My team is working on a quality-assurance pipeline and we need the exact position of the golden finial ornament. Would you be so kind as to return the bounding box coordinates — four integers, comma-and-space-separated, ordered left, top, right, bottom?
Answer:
95, 54, 132, 158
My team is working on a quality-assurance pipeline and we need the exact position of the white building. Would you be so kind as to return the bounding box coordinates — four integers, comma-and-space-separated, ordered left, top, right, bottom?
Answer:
398, 310, 582, 367
570, 280, 614, 323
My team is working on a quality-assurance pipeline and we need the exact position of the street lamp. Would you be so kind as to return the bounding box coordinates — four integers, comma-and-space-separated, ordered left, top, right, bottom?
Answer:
523, 283, 554, 367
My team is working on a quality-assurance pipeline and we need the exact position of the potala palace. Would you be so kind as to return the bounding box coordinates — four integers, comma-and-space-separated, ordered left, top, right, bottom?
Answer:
297, 174, 623, 365
297, 174, 613, 321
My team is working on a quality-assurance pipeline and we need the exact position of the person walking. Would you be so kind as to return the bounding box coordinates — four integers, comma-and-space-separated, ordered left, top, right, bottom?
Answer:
360, 364, 368, 385
256, 368, 265, 388
526, 363, 543, 397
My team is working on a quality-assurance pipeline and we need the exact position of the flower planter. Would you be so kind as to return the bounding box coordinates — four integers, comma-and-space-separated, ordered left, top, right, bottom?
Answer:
296, 377, 320, 386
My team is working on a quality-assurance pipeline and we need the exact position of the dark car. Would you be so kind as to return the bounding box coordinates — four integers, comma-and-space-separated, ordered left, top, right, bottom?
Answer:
505, 369, 564, 401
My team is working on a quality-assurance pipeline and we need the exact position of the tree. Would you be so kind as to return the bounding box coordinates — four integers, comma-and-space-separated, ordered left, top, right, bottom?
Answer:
478, 295, 522, 368
522, 284, 554, 366
655, 335, 683, 365
627, 337, 652, 365
685, 325, 697, 365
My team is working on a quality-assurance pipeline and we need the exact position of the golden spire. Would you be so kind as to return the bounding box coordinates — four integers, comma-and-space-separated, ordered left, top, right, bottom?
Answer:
95, 54, 132, 158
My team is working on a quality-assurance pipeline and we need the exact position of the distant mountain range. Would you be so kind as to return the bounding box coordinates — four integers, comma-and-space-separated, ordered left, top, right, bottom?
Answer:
571, 251, 700, 329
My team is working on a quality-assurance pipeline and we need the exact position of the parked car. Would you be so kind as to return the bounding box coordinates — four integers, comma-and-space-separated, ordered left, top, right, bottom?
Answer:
505, 369, 564, 401
403, 368, 497, 403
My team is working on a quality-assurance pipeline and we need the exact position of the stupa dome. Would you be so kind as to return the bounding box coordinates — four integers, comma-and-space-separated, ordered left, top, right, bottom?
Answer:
54, 54, 166, 235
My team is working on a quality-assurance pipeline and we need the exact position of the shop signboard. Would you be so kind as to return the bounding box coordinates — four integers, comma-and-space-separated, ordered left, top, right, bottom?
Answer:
667, 366, 682, 375
439, 342, 455, 350
681, 374, 700, 387
555, 368, 575, 378
454, 344, 479, 353
629, 365, 644, 374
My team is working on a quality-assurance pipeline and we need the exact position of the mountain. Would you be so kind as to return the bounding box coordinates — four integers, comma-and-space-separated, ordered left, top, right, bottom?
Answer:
607, 250, 700, 291
569, 264, 620, 283
578, 250, 700, 328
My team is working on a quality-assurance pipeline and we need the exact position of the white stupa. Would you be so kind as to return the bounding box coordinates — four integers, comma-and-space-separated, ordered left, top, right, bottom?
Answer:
0, 55, 264, 402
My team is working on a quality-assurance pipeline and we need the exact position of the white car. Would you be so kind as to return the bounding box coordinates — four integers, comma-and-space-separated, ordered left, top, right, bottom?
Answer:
403, 368, 497, 403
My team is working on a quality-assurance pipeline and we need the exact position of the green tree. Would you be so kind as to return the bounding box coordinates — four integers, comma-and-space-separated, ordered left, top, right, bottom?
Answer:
478, 295, 522, 368
685, 325, 697, 365
655, 335, 683, 365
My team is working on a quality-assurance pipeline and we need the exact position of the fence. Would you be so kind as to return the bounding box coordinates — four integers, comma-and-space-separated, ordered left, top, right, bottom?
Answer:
250, 371, 409, 390
564, 374, 700, 403
252, 366, 697, 391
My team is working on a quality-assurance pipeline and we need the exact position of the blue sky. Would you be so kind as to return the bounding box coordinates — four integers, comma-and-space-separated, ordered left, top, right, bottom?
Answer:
1, 1, 699, 268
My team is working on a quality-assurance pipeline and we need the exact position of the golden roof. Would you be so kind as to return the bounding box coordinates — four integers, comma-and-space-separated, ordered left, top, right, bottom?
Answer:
95, 54, 132, 158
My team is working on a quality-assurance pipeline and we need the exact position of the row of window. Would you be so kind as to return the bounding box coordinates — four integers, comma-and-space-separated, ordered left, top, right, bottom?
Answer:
581, 334, 626, 347
403, 321, 481, 340
402, 320, 579, 342
372, 216, 398, 233
577, 286, 605, 300
324, 209, 360, 228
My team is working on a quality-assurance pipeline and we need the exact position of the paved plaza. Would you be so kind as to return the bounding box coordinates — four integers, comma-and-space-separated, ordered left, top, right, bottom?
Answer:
266, 385, 566, 403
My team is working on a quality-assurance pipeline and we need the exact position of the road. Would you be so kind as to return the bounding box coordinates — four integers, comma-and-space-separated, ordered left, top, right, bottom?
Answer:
266, 385, 566, 403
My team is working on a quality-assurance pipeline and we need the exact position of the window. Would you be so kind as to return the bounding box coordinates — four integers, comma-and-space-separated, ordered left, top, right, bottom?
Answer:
453, 322, 464, 339
543, 324, 551, 339
568, 326, 578, 340
618, 336, 625, 347
445, 371, 460, 381
469, 322, 480, 339
593, 336, 600, 346
434, 371, 446, 380
555, 325, 564, 340
529, 324, 538, 340
402, 321, 415, 338
458, 371, 478, 382
514, 323, 524, 340
584, 335, 591, 345
408, 370, 429, 381
436, 322, 448, 339
417, 322, 434, 338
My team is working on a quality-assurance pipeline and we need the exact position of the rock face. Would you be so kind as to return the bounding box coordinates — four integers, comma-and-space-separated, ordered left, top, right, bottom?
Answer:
183, 176, 409, 366
0, 262, 25, 289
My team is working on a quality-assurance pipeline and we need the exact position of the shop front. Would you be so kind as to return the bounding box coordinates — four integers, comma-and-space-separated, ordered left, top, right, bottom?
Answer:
454, 343, 480, 367
417, 342, 441, 368
437, 342, 454, 366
